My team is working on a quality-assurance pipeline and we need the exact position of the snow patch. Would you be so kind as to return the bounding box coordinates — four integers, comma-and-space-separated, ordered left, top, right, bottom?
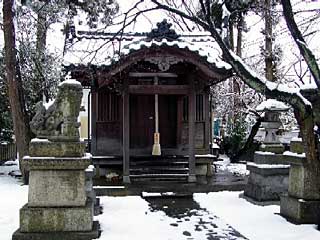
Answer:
255, 151, 275, 155
247, 162, 290, 169
58, 79, 82, 87
30, 138, 50, 143
43, 99, 55, 110
194, 192, 320, 240
283, 151, 306, 158
291, 137, 302, 142
256, 99, 290, 112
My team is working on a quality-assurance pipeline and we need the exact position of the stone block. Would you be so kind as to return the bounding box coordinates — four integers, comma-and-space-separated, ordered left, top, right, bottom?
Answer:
288, 163, 320, 200
244, 170, 289, 201
259, 144, 285, 154
24, 156, 91, 170
29, 141, 85, 157
196, 164, 208, 176
20, 200, 94, 233
12, 221, 100, 240
28, 170, 87, 207
280, 194, 320, 224
254, 152, 287, 164
247, 163, 289, 176
290, 140, 304, 154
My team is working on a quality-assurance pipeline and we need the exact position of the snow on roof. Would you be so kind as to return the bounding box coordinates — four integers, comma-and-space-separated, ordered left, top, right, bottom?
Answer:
63, 21, 231, 71
256, 99, 290, 112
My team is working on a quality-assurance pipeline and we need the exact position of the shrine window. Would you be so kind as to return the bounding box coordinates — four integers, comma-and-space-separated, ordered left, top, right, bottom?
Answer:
196, 94, 204, 122
97, 91, 120, 122
182, 96, 188, 122
182, 94, 205, 122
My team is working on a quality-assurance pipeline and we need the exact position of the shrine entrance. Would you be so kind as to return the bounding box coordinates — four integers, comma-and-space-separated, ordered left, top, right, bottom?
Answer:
130, 94, 177, 154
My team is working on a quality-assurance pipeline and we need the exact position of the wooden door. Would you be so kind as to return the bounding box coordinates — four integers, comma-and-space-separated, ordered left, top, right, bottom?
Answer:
159, 95, 177, 148
130, 95, 155, 148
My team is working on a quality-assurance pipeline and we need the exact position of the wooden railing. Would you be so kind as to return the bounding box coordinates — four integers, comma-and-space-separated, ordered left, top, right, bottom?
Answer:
0, 143, 17, 163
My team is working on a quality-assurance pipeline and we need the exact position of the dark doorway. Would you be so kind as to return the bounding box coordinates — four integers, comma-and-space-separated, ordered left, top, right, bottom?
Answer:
159, 95, 177, 148
130, 95, 178, 151
130, 95, 155, 149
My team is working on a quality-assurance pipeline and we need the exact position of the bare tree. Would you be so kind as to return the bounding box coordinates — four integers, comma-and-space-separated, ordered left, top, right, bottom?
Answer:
144, 0, 319, 188
3, 0, 31, 182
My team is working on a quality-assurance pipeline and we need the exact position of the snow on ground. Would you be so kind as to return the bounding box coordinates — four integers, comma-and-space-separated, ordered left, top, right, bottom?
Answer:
195, 192, 320, 240
96, 196, 246, 240
0, 160, 28, 240
216, 155, 249, 176
0, 159, 319, 240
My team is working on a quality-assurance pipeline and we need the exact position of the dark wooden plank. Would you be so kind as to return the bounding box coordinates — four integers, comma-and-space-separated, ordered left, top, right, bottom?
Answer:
204, 92, 210, 151
122, 79, 130, 183
129, 85, 188, 95
188, 76, 196, 182
129, 72, 178, 78
130, 95, 154, 149
91, 90, 98, 154
159, 95, 177, 148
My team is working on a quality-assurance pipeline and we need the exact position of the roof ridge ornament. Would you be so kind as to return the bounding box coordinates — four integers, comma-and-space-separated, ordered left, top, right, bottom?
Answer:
147, 19, 180, 41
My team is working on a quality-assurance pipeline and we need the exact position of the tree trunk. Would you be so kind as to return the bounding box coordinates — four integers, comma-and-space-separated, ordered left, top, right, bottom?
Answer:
233, 116, 263, 162
265, 0, 274, 82
233, 15, 243, 114
3, 0, 31, 183
36, 4, 48, 101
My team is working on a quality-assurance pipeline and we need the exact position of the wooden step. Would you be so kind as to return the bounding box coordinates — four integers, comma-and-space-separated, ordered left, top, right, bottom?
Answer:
130, 173, 189, 182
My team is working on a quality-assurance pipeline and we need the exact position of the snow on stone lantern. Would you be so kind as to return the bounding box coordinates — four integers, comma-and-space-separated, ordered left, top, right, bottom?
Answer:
256, 99, 290, 153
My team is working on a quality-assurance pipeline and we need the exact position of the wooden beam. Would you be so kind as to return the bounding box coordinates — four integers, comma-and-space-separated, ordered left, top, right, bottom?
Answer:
129, 72, 178, 78
122, 79, 130, 184
129, 85, 188, 95
188, 76, 196, 183
91, 91, 98, 155
204, 92, 210, 151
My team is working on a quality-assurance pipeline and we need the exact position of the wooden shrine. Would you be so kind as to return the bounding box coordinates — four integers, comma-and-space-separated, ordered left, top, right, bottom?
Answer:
67, 20, 232, 183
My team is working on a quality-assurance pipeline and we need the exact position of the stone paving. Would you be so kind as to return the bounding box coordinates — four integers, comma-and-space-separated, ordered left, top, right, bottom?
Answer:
95, 163, 248, 239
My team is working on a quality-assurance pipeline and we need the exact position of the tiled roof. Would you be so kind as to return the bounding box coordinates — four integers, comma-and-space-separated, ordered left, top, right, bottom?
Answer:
63, 20, 231, 71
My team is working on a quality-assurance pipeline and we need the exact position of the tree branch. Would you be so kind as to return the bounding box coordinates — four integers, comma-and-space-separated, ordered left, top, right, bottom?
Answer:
150, 0, 311, 119
281, 0, 320, 89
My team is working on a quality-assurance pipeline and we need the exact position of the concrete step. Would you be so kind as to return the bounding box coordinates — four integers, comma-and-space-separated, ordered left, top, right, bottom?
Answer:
130, 160, 188, 167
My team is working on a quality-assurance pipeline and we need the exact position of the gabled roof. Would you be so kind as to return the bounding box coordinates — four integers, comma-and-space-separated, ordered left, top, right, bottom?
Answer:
64, 19, 231, 70
64, 20, 234, 87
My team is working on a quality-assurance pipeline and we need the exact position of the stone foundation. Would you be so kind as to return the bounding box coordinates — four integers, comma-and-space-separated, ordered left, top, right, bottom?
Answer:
244, 163, 289, 201
280, 194, 320, 224
20, 200, 93, 232
280, 154, 320, 224
244, 152, 290, 202
12, 221, 100, 240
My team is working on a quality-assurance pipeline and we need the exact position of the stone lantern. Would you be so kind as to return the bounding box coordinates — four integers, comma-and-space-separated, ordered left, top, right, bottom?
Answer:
244, 99, 291, 202
256, 99, 290, 153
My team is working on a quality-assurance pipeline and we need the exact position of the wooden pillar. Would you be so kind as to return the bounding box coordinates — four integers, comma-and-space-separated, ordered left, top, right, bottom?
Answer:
91, 90, 98, 155
204, 92, 210, 152
188, 77, 196, 183
122, 79, 130, 183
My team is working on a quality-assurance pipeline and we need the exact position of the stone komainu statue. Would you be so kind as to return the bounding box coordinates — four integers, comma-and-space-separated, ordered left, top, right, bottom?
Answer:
30, 80, 83, 142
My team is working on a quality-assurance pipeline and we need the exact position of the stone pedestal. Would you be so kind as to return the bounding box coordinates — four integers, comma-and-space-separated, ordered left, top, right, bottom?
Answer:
29, 140, 85, 157
280, 154, 320, 223
244, 152, 290, 201
12, 143, 99, 240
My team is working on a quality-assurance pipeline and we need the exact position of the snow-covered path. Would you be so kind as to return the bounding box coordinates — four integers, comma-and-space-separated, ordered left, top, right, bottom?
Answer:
96, 193, 320, 240
97, 195, 247, 240
0, 161, 28, 240
0, 160, 319, 240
